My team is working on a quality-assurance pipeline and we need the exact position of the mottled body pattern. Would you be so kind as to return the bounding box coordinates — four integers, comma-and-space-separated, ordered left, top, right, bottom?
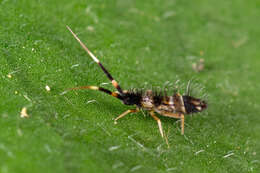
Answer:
67, 26, 207, 138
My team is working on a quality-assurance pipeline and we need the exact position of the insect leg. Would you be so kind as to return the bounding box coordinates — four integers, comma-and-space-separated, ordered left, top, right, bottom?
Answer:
67, 26, 124, 95
69, 86, 123, 100
114, 108, 139, 124
181, 114, 184, 135
149, 111, 164, 138
154, 110, 185, 135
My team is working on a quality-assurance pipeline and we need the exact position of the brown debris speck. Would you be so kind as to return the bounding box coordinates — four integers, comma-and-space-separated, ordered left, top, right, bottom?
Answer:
192, 58, 205, 72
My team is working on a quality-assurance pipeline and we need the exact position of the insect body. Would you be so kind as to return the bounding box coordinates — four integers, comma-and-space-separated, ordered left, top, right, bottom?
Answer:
67, 26, 207, 138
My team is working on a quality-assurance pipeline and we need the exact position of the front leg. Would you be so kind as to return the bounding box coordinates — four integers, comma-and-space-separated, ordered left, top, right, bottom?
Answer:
114, 108, 139, 124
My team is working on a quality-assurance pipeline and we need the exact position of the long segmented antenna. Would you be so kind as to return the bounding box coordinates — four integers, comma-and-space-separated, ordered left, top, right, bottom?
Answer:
69, 85, 123, 100
66, 26, 124, 95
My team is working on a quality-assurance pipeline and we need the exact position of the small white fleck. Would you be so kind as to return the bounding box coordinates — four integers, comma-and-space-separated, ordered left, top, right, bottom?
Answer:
32, 48, 35, 52
20, 107, 29, 118
23, 95, 32, 102
195, 150, 205, 155
87, 26, 95, 32
112, 162, 124, 169
60, 90, 68, 95
8, 70, 20, 75
251, 160, 259, 164
85, 6, 92, 14
108, 145, 121, 151
71, 64, 79, 69
128, 135, 144, 148
145, 46, 150, 52
45, 85, 51, 91
63, 114, 70, 119
130, 165, 142, 172
86, 100, 97, 104
166, 167, 177, 171
44, 144, 52, 153
223, 152, 234, 158
100, 82, 109, 86
163, 11, 176, 19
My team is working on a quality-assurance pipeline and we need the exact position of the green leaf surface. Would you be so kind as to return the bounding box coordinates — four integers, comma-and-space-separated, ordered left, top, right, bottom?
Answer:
0, 0, 259, 172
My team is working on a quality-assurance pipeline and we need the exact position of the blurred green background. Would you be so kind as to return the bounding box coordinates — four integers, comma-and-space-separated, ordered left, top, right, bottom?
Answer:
0, 0, 259, 172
